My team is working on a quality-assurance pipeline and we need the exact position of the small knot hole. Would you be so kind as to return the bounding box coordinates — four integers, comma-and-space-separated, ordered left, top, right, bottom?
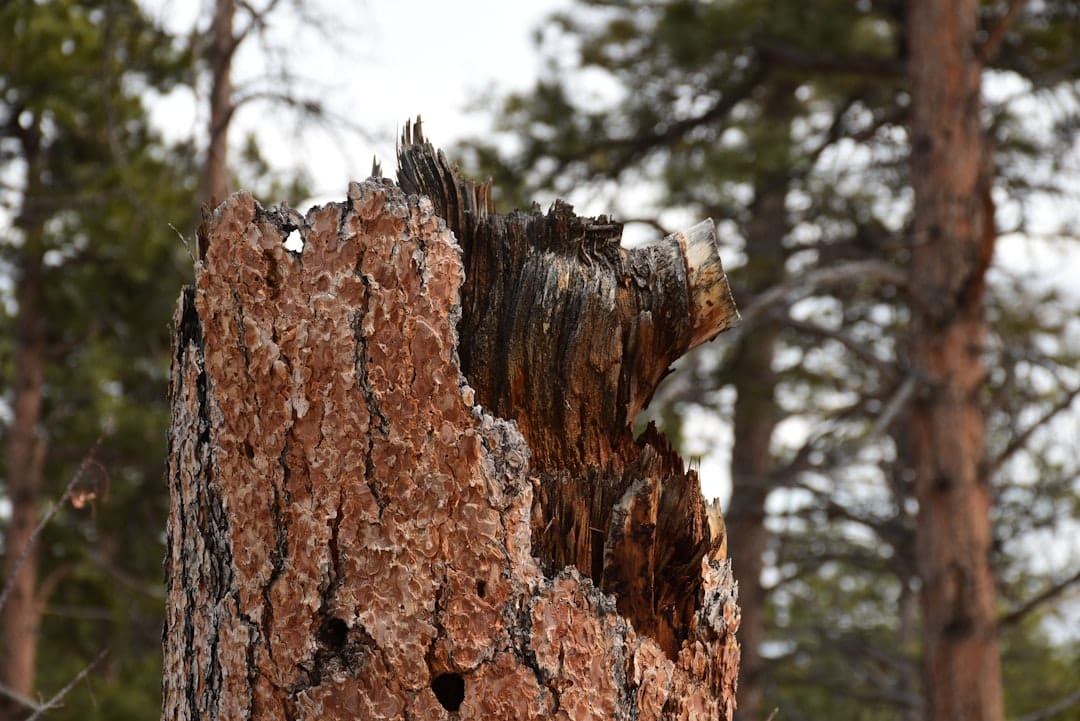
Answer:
317, 617, 348, 651
431, 672, 465, 712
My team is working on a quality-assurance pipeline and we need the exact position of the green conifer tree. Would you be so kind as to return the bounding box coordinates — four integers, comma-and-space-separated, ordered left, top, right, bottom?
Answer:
1, 2, 197, 717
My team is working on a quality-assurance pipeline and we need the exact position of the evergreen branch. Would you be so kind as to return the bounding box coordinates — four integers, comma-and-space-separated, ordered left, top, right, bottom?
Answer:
738, 260, 909, 331
770, 657, 923, 709
755, 41, 905, 78
989, 384, 1080, 475
589, 61, 771, 177
997, 567, 1080, 629
1013, 688, 1080, 721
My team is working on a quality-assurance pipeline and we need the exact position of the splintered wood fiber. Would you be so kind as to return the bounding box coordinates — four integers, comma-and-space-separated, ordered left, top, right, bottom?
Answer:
164, 179, 738, 720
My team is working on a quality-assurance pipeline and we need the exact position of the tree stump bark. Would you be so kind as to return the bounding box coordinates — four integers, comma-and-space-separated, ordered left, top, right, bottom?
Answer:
164, 122, 740, 720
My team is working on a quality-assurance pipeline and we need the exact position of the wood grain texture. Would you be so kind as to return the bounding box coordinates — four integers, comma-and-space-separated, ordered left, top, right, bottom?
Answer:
399, 119, 737, 656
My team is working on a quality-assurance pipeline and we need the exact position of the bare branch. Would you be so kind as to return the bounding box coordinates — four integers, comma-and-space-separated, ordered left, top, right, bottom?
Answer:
868, 373, 918, 439
620, 217, 672, 237
224, 89, 381, 148
231, 0, 287, 54
978, 0, 1029, 64
25, 649, 109, 721
784, 316, 897, 379
217, 89, 322, 135
0, 439, 103, 614
0, 681, 43, 714
1012, 687, 1080, 721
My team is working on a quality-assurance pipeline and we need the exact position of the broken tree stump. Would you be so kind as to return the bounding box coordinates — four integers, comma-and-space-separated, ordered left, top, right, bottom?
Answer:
164, 122, 740, 720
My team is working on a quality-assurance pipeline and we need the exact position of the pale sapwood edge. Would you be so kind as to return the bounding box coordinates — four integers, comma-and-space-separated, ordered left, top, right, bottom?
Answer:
671, 219, 741, 349
705, 498, 728, 561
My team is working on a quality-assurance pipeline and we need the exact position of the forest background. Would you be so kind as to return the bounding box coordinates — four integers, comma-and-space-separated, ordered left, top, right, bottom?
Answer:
1, 1, 1078, 720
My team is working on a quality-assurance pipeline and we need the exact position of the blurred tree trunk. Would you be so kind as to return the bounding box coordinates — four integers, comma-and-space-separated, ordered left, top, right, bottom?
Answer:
164, 127, 741, 720
0, 119, 47, 718
201, 0, 234, 207
907, 3, 1004, 721
726, 82, 795, 721
727, 176, 786, 721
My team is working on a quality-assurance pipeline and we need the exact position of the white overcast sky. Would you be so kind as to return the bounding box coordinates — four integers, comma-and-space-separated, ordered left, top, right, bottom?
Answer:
145, 0, 567, 197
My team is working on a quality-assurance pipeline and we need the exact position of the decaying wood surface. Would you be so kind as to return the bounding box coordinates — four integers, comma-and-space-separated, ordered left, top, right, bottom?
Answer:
164, 122, 740, 720
397, 120, 739, 657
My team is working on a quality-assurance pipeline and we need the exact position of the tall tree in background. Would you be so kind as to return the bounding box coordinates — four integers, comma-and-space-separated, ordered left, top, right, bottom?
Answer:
194, 0, 340, 209
460, 4, 912, 718
463, 1, 1080, 719
907, 1, 1002, 719
202, 0, 235, 206
2, 1, 357, 714
1, 57, 47, 708
0, 2, 195, 717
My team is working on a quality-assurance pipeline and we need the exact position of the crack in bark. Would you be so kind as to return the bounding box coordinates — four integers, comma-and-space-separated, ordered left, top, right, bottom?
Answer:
262, 441, 292, 664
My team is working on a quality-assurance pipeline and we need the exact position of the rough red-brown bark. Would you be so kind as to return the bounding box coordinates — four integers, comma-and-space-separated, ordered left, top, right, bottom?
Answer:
907, 3, 1004, 721
164, 130, 740, 719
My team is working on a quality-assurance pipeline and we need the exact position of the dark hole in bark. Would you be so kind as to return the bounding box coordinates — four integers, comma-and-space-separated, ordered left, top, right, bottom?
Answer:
476, 580, 486, 598
431, 672, 465, 711
317, 617, 348, 651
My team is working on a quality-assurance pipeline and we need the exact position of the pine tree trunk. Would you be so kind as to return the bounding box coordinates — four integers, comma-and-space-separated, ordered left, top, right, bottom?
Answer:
725, 81, 795, 721
201, 0, 234, 208
727, 172, 787, 721
1, 126, 47, 719
907, 3, 1004, 721
0, 258, 45, 718
164, 125, 740, 719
